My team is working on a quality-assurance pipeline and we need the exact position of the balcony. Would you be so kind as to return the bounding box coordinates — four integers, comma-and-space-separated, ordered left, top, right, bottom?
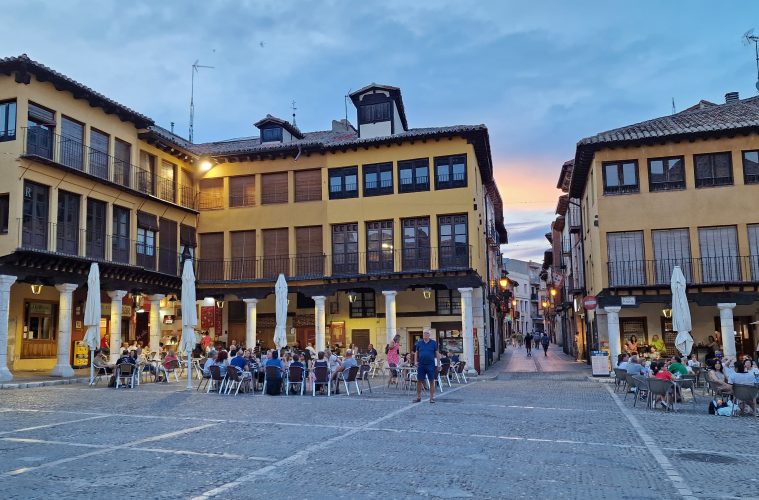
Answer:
196, 245, 472, 283
17, 218, 181, 276
607, 257, 759, 288
21, 127, 196, 210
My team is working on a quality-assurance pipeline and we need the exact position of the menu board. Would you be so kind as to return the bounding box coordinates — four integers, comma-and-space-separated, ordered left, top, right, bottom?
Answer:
591, 350, 610, 376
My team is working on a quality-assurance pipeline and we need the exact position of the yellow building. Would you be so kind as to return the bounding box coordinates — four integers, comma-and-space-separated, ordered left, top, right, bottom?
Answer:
0, 56, 507, 379
568, 93, 759, 366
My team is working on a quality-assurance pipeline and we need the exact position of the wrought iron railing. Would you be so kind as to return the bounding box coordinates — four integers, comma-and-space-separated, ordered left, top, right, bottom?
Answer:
21, 127, 196, 210
607, 256, 759, 287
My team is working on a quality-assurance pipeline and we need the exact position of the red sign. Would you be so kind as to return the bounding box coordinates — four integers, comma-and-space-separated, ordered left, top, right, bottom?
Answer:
582, 295, 598, 311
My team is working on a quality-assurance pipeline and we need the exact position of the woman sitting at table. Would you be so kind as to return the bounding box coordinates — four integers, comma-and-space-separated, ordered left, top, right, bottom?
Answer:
93, 349, 114, 374
728, 362, 758, 415
625, 336, 639, 355
650, 362, 674, 409
707, 360, 733, 396
650, 335, 665, 355
312, 351, 330, 394
213, 350, 229, 377
157, 350, 178, 383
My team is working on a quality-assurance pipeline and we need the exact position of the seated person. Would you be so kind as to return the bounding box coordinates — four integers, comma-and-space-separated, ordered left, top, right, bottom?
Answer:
450, 353, 460, 364
312, 351, 330, 393
264, 350, 284, 393
203, 349, 218, 376
229, 349, 252, 381
650, 362, 674, 409
668, 356, 689, 377
331, 349, 358, 393
687, 354, 701, 369
287, 353, 306, 391
116, 349, 134, 366
728, 362, 758, 415
625, 335, 639, 355
213, 350, 229, 377
367, 344, 378, 361
649, 335, 665, 355
158, 350, 178, 383
93, 349, 114, 374
625, 355, 646, 377
617, 353, 629, 370
706, 360, 733, 395
439, 351, 451, 367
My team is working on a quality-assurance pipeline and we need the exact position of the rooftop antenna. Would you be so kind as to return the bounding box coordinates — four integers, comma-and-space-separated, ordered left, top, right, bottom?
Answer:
742, 29, 759, 93
671, 97, 676, 114
291, 100, 297, 127
344, 89, 351, 123
189, 59, 214, 142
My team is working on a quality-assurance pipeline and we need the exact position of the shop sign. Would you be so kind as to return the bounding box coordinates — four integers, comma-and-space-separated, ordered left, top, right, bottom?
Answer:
582, 295, 598, 311
73, 341, 89, 368
621, 296, 636, 306
100, 303, 111, 316
29, 302, 52, 315
122, 305, 132, 317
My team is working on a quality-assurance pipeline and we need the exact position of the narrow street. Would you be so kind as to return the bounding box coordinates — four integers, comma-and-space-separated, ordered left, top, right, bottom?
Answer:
0, 347, 755, 499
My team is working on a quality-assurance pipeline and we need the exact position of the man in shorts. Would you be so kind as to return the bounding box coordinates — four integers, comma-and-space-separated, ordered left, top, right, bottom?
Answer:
412, 330, 440, 404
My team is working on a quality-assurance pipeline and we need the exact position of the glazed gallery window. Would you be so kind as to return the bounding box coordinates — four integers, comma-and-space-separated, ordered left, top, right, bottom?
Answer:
648, 157, 685, 191
434, 155, 467, 189
328, 167, 358, 199
436, 289, 461, 315
363, 162, 393, 196
694, 152, 733, 188
742, 150, 759, 184
0, 99, 16, 141
398, 159, 429, 193
602, 160, 639, 194
358, 101, 391, 124
261, 126, 283, 143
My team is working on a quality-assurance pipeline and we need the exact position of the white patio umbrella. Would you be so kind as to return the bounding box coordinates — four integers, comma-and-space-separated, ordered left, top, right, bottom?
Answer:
671, 265, 694, 356
274, 273, 288, 350
83, 263, 101, 386
179, 259, 198, 390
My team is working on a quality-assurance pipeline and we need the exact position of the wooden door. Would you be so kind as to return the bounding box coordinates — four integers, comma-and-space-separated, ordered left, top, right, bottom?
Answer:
228, 323, 246, 348
351, 329, 370, 352
296, 327, 315, 349
57, 190, 80, 255
23, 181, 49, 250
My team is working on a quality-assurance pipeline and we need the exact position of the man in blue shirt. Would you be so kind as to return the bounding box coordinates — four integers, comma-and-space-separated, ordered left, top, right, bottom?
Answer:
413, 331, 440, 404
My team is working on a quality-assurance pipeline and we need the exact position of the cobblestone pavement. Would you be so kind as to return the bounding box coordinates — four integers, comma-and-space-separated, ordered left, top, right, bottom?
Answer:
0, 348, 756, 499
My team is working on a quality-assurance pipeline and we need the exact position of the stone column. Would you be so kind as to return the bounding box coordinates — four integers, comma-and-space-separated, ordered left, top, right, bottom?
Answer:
313, 296, 326, 352
51, 283, 78, 377
604, 306, 622, 368
458, 287, 475, 373
244, 298, 258, 350
718, 303, 737, 358
382, 290, 397, 344
107, 290, 127, 363
0, 275, 17, 382
148, 294, 164, 353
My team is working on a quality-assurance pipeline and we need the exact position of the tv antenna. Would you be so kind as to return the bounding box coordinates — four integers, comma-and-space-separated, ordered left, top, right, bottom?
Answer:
189, 59, 214, 142
743, 29, 759, 92
344, 89, 351, 123
291, 100, 297, 127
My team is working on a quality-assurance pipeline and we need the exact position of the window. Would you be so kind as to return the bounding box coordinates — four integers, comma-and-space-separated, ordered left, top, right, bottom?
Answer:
158, 160, 176, 202
230, 230, 256, 279
60, 116, 84, 170
138, 151, 156, 196
136, 211, 158, 270
698, 226, 739, 282
56, 190, 80, 255
86, 198, 107, 259
434, 155, 467, 189
294, 169, 322, 202
262, 228, 289, 278
436, 290, 461, 315
438, 214, 468, 269
180, 223, 196, 261
694, 152, 732, 187
229, 175, 256, 207
89, 129, 109, 180
26, 102, 54, 160
398, 159, 430, 193
199, 232, 224, 281
114, 139, 131, 187
261, 172, 288, 204
742, 150, 759, 184
652, 228, 691, 284
402, 217, 430, 271
0, 100, 16, 141
328, 167, 358, 199
602, 160, 639, 194
198, 178, 223, 209
366, 220, 394, 273
748, 224, 759, 280
648, 157, 685, 191
358, 101, 391, 124
607, 231, 646, 286
261, 126, 283, 143
22, 180, 50, 250
112, 206, 130, 264
158, 218, 177, 275
363, 162, 393, 196
295, 226, 323, 276
349, 292, 376, 318
0, 193, 8, 234
332, 223, 358, 275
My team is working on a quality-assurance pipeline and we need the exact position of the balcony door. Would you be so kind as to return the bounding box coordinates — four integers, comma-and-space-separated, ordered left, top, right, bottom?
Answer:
26, 103, 54, 160
56, 190, 80, 255
438, 214, 468, 269
698, 226, 739, 283
263, 228, 289, 278
86, 198, 107, 259
22, 181, 49, 250
607, 231, 645, 286
112, 206, 130, 264
60, 117, 85, 171
366, 220, 394, 273
158, 218, 177, 275
402, 217, 430, 271
652, 228, 691, 284
331, 224, 358, 275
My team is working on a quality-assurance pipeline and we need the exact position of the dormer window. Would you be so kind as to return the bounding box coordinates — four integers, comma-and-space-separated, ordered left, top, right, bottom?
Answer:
349, 84, 408, 139
261, 126, 283, 143
359, 101, 391, 124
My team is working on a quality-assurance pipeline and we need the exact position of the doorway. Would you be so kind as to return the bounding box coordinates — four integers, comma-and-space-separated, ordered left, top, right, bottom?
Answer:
408, 330, 423, 351
136, 312, 149, 346
296, 327, 315, 350
351, 329, 370, 352
713, 316, 755, 356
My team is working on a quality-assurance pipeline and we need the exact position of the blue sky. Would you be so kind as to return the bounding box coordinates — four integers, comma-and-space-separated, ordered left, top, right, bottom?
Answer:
5, 1, 759, 260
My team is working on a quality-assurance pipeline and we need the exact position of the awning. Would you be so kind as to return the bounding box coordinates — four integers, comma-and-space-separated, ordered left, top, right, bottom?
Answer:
137, 211, 159, 232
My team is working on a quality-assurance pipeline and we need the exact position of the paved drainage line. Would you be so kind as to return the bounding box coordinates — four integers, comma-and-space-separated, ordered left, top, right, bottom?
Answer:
604, 384, 697, 499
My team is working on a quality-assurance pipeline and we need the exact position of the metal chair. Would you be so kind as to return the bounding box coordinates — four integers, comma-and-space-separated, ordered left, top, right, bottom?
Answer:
197, 366, 212, 392
286, 365, 306, 395
358, 363, 373, 394
225, 366, 244, 395
646, 378, 674, 411
690, 366, 702, 388
162, 359, 181, 382
207, 365, 226, 394
115, 363, 135, 389
262, 365, 283, 395
613, 368, 627, 392
623, 374, 636, 401
312, 365, 331, 396
731, 384, 759, 416
676, 375, 698, 409
91, 364, 109, 386
337, 365, 361, 395
437, 363, 452, 391
454, 362, 468, 384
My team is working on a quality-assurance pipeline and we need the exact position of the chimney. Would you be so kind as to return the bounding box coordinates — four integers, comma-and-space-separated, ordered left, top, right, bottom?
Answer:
725, 92, 739, 104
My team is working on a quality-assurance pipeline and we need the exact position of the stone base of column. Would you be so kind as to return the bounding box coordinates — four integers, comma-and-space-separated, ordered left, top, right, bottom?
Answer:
465, 367, 477, 376
50, 364, 75, 378
0, 366, 12, 382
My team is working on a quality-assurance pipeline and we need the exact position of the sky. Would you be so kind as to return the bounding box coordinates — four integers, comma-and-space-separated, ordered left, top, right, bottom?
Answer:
5, 1, 759, 261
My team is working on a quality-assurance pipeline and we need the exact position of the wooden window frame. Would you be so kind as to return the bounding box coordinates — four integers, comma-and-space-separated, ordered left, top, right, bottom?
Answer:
694, 152, 733, 188
363, 162, 393, 196
741, 149, 759, 185
261, 172, 289, 204
434, 155, 467, 190
397, 158, 430, 193
0, 99, 17, 142
328, 167, 358, 200
229, 175, 256, 207
294, 169, 322, 202
647, 156, 685, 192
602, 160, 639, 195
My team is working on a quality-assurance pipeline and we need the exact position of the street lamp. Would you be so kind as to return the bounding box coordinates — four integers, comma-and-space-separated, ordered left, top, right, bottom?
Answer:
662, 305, 672, 318
348, 291, 359, 303
422, 287, 432, 299
550, 288, 557, 298
511, 299, 517, 307
498, 275, 509, 290
542, 300, 549, 309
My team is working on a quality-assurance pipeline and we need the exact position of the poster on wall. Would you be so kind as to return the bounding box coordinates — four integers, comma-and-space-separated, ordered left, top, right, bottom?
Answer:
200, 306, 215, 329
73, 341, 89, 368
330, 321, 345, 346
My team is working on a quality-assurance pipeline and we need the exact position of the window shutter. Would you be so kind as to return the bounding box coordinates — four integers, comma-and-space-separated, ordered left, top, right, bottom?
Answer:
28, 102, 54, 124
652, 229, 691, 283
199, 233, 224, 260
607, 231, 645, 286
263, 228, 289, 256
294, 169, 322, 202
180, 224, 197, 247
698, 226, 739, 282
296, 226, 322, 255
136, 211, 159, 231
229, 175, 256, 207
231, 230, 256, 259
261, 172, 288, 204
199, 178, 223, 209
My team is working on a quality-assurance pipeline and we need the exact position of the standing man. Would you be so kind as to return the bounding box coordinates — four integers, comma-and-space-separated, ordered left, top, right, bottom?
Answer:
541, 332, 550, 357
524, 331, 533, 357
412, 330, 440, 404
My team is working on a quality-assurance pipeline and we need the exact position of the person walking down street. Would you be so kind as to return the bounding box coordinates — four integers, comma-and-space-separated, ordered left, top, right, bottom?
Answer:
524, 332, 533, 357
541, 332, 550, 357
412, 330, 440, 404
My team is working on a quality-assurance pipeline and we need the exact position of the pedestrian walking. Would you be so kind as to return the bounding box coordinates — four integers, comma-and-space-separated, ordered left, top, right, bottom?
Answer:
412, 330, 440, 404
541, 332, 550, 357
524, 332, 533, 357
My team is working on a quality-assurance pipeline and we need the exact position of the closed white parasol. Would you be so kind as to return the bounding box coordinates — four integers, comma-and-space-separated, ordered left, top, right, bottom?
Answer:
83, 263, 101, 386
274, 273, 288, 350
671, 266, 694, 356
179, 259, 198, 389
